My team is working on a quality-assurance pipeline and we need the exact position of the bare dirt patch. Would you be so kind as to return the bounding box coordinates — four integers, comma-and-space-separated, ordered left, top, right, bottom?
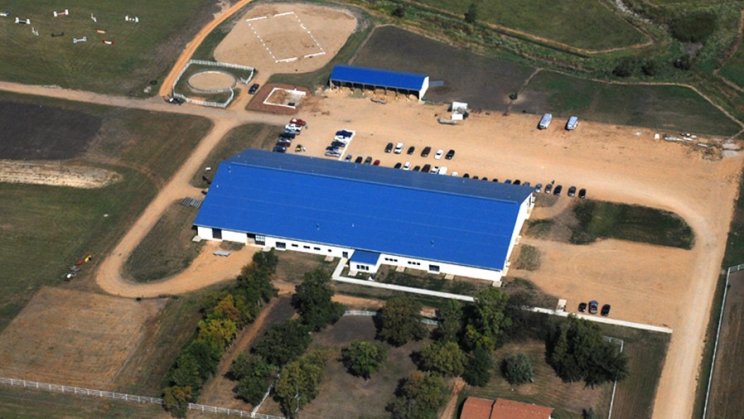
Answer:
188, 71, 237, 92
0, 160, 121, 188
0, 101, 101, 160
0, 287, 161, 389
214, 3, 356, 75
246, 83, 310, 115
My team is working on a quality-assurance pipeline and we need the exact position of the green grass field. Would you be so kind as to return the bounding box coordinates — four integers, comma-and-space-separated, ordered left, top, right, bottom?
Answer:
0, 93, 210, 332
522, 71, 741, 136
191, 123, 282, 187
0, 0, 214, 95
411, 0, 646, 50
720, 46, 744, 89
571, 200, 694, 249
125, 203, 204, 282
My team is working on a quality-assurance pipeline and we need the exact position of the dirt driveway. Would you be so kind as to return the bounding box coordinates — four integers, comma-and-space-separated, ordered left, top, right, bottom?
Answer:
290, 92, 743, 419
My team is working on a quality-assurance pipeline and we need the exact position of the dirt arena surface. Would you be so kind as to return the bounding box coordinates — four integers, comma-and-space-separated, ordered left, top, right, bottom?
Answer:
0, 287, 161, 389
245, 83, 309, 115
0, 160, 121, 188
214, 3, 356, 76
290, 92, 743, 419
0, 101, 101, 160
188, 71, 237, 92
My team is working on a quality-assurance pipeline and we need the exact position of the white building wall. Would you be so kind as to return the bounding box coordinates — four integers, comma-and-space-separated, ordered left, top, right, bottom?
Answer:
419, 77, 430, 100
378, 253, 502, 282
504, 194, 535, 264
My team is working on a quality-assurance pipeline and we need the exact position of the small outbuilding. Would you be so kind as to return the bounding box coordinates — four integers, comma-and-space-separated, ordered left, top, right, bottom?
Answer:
329, 64, 429, 100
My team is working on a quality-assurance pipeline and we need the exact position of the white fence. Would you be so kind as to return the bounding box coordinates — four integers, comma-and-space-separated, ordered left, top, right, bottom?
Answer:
343, 309, 439, 326
171, 59, 254, 108
0, 376, 284, 419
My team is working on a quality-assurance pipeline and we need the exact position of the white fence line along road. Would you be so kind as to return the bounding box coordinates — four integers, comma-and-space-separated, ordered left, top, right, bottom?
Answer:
528, 307, 673, 333
0, 376, 284, 419
701, 263, 744, 419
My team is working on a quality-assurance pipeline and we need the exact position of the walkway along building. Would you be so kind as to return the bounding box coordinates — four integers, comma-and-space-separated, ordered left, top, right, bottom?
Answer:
194, 149, 534, 283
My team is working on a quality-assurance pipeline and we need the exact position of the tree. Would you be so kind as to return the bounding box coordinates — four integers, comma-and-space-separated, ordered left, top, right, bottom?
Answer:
669, 11, 716, 43
545, 316, 629, 386
641, 59, 659, 76
210, 293, 241, 323
434, 300, 463, 343
274, 351, 327, 418
254, 320, 311, 366
163, 385, 192, 418
612, 57, 638, 78
418, 341, 466, 377
464, 2, 478, 24
197, 317, 237, 352
252, 249, 279, 275
184, 340, 221, 382
293, 268, 345, 331
169, 352, 202, 390
391, 5, 405, 18
230, 354, 276, 405
342, 340, 388, 379
463, 346, 493, 386
501, 353, 534, 385
378, 295, 428, 346
386, 372, 449, 419
463, 288, 511, 350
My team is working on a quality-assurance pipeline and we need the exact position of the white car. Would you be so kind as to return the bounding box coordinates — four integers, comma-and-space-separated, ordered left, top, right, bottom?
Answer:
438, 166, 448, 175
394, 143, 404, 154
403, 162, 411, 171
434, 149, 444, 160
431, 166, 439, 174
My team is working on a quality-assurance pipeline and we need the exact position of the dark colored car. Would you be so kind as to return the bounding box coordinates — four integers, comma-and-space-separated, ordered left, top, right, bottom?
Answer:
248, 83, 260, 94
578, 302, 587, 313
513, 179, 521, 185
601, 304, 611, 316
355, 156, 363, 164
345, 154, 353, 161
385, 142, 394, 153
373, 159, 380, 166
492, 178, 499, 182
413, 165, 421, 172
588, 300, 599, 314
407, 146, 415, 155
445, 149, 455, 160
272, 145, 287, 153
364, 156, 373, 165
331, 141, 346, 149
394, 162, 402, 169
422, 164, 431, 173
579, 188, 587, 199
166, 96, 185, 105
568, 186, 577, 197
421, 146, 431, 157
535, 183, 543, 192
279, 131, 296, 139
473, 176, 479, 180
504, 179, 512, 184
463, 173, 470, 178
553, 185, 563, 196
544, 183, 553, 194
481, 177, 488, 181
523, 182, 531, 187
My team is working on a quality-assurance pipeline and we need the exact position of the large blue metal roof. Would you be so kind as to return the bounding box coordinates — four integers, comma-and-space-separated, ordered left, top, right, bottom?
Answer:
330, 64, 427, 92
194, 149, 533, 271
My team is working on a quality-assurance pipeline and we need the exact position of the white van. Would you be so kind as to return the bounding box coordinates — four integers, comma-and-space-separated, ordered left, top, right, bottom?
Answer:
538, 113, 552, 129
566, 116, 579, 130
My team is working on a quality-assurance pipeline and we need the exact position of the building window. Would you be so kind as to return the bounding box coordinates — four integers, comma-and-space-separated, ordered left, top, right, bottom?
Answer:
313, 247, 321, 251
429, 264, 440, 273
291, 243, 298, 248
356, 264, 369, 271
212, 228, 222, 240
254, 234, 265, 245
276, 242, 286, 249
303, 245, 310, 249
342, 251, 349, 258
328, 249, 332, 253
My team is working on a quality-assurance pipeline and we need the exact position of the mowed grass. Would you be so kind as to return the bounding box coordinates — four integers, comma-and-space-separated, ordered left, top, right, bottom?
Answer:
0, 93, 210, 331
191, 123, 283, 187
125, 203, 203, 282
720, 45, 744, 89
412, 0, 645, 50
521, 71, 741, 136
571, 200, 694, 249
0, 0, 213, 95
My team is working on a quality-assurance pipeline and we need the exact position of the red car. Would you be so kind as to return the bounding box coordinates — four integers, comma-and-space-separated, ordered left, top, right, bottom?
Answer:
373, 160, 380, 166
289, 118, 307, 127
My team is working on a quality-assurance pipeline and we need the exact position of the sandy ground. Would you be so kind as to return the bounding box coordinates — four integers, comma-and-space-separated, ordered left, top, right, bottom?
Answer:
0, 160, 121, 188
289, 92, 744, 419
214, 3, 356, 76
0, 287, 161, 389
188, 71, 236, 91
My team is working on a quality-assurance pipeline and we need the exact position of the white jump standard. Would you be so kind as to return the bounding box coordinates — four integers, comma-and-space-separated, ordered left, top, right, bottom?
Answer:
194, 149, 535, 283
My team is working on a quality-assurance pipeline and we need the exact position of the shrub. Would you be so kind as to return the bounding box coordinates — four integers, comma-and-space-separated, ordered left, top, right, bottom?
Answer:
463, 346, 493, 386
231, 354, 276, 405
387, 372, 449, 419
163, 385, 192, 418
254, 320, 311, 366
669, 11, 717, 43
463, 288, 511, 350
612, 57, 639, 78
641, 59, 659, 76
275, 350, 328, 418
378, 295, 428, 346
342, 340, 388, 379
293, 268, 345, 331
501, 353, 534, 385
418, 341, 466, 377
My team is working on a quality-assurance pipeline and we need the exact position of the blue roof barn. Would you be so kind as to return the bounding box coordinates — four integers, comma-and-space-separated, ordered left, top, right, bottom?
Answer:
329, 64, 430, 100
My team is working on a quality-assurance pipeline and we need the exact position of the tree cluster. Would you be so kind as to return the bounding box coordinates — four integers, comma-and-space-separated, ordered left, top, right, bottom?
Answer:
546, 316, 628, 387
293, 268, 345, 331
669, 11, 717, 43
275, 349, 329, 418
253, 320, 312, 367
378, 295, 428, 346
230, 353, 276, 405
501, 353, 534, 385
162, 251, 278, 417
342, 340, 388, 379
386, 372, 449, 419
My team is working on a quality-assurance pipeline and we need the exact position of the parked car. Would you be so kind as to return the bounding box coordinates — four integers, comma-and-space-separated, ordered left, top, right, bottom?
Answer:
492, 178, 499, 182
553, 185, 563, 196
279, 131, 296, 139
373, 159, 380, 166
504, 179, 512, 184
513, 179, 521, 185
394, 142, 404, 154
166, 96, 185, 105
473, 176, 479, 180
394, 162, 402, 169
403, 162, 411, 170
273, 145, 287, 153
535, 183, 543, 193
578, 302, 587, 312
481, 177, 488, 181
544, 183, 553, 194
463, 173, 470, 178
336, 129, 354, 138
568, 186, 577, 197
538, 113, 552, 129
364, 156, 373, 164
434, 149, 444, 160
385, 142, 394, 153
422, 164, 431, 173
601, 304, 611, 316
445, 149, 455, 160
421, 146, 431, 157
431, 166, 439, 174
566, 115, 579, 130
355, 156, 363, 164
588, 300, 599, 314
324, 150, 341, 157
248, 83, 260, 94
289, 118, 306, 127
406, 146, 415, 155
413, 165, 421, 172
578, 188, 587, 199
523, 182, 531, 187
345, 154, 353, 161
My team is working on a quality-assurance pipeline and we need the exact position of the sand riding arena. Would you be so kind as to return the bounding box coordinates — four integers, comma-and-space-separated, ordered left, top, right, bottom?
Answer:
214, 3, 357, 75
172, 60, 255, 108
